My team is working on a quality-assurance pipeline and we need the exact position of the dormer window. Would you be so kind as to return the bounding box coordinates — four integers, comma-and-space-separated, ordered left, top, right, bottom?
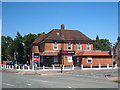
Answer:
78, 43, 82, 50
54, 42, 58, 50
56, 32, 60, 35
68, 43, 72, 50
87, 43, 91, 50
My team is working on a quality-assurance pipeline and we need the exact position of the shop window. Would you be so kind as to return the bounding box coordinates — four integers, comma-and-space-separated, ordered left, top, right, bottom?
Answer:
87, 56, 92, 63
68, 55, 72, 62
54, 56, 58, 63
78, 44, 82, 50
54, 42, 58, 50
87, 43, 91, 50
68, 43, 72, 50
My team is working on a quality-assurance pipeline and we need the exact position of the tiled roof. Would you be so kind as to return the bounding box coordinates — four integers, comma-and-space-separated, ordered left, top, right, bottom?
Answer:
75, 51, 110, 56
32, 25, 94, 44
33, 34, 46, 44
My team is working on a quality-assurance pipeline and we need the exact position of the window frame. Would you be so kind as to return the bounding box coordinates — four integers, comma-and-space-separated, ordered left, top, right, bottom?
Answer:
68, 43, 72, 50
54, 42, 58, 50
86, 43, 91, 51
78, 43, 82, 50
68, 55, 72, 62
87, 56, 92, 63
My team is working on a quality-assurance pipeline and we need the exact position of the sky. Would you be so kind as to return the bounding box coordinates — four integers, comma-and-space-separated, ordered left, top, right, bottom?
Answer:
2, 2, 118, 44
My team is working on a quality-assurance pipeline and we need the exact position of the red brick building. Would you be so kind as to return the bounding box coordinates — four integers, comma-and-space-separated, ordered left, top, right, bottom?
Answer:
31, 24, 113, 67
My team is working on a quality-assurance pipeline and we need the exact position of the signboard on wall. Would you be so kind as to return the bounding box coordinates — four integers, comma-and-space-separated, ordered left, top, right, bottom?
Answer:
60, 51, 75, 55
33, 53, 40, 61
32, 53, 40, 67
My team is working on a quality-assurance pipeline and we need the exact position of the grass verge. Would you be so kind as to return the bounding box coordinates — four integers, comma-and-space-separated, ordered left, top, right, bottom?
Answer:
113, 80, 120, 83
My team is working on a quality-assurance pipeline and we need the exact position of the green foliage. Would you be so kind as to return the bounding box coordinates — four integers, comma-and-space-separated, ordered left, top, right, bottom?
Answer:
23, 33, 38, 63
113, 80, 120, 83
117, 36, 120, 42
1, 32, 45, 64
2, 36, 13, 60
94, 35, 112, 51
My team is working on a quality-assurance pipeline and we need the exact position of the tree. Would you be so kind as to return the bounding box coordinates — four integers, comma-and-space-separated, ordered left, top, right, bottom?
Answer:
94, 35, 112, 51
23, 33, 38, 63
2, 36, 13, 60
117, 36, 120, 42
12, 32, 24, 63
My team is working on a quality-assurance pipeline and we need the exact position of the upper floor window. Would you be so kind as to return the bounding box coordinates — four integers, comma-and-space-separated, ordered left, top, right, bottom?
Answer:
68, 43, 72, 50
87, 43, 91, 50
54, 42, 58, 50
78, 43, 82, 50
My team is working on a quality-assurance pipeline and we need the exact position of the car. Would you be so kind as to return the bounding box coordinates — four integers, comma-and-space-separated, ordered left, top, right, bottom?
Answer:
6, 61, 23, 67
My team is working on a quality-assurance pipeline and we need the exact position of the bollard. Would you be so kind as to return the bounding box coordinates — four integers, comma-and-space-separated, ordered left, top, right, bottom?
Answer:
53, 65, 55, 70
4, 65, 5, 68
72, 65, 74, 70
5, 65, 8, 68
18, 66, 20, 70
35, 64, 37, 70
90, 64, 92, 69
32, 66, 34, 71
107, 64, 109, 69
23, 65, 25, 70
115, 64, 117, 68
43, 66, 45, 70
63, 65, 64, 70
99, 64, 101, 69
81, 64, 83, 69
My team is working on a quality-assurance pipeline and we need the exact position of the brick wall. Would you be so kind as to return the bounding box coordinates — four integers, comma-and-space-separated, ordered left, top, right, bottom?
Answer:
32, 46, 39, 53
81, 56, 114, 66
44, 42, 93, 51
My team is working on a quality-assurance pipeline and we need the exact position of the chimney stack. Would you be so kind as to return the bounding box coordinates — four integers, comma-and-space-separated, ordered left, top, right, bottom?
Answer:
61, 24, 65, 30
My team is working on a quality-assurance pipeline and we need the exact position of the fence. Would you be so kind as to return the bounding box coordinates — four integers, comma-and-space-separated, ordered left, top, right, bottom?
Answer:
80, 64, 118, 70
0, 64, 74, 71
0, 64, 118, 71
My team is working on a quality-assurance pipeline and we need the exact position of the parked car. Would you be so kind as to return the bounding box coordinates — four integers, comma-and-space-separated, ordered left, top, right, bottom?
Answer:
6, 61, 23, 67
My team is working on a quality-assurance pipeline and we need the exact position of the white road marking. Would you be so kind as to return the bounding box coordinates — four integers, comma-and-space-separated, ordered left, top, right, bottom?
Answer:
68, 86, 76, 90
27, 84, 32, 86
2, 83, 15, 87
40, 80, 49, 83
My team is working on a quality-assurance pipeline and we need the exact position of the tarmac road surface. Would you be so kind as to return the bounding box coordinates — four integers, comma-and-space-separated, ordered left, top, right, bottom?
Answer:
2, 71, 118, 88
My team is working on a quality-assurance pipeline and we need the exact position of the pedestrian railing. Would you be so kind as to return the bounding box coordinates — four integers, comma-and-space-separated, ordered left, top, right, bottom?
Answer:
0, 64, 75, 71
80, 64, 118, 70
0, 64, 117, 71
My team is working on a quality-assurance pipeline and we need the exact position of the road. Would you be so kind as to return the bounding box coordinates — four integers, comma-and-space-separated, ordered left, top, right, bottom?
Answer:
2, 71, 118, 89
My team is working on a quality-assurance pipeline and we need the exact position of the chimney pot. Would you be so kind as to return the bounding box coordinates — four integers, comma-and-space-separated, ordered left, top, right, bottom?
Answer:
61, 24, 65, 30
